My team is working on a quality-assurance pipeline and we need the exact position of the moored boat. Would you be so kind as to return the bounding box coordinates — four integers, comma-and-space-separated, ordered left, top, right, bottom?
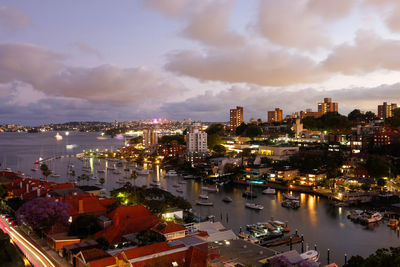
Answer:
262, 187, 276, 195
199, 194, 209, 200
245, 202, 264, 210
165, 170, 178, 177
283, 193, 299, 200
281, 199, 300, 209
300, 250, 319, 262
222, 196, 232, 203
196, 201, 214, 206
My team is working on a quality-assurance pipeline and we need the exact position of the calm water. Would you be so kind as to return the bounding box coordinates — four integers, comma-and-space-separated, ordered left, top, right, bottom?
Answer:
1, 132, 399, 266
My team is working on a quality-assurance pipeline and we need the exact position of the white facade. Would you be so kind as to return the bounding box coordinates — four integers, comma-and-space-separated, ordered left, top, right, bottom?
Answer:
186, 123, 207, 159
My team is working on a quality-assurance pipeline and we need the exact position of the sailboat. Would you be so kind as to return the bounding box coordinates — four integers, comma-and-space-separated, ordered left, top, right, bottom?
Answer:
245, 184, 263, 210
199, 179, 209, 200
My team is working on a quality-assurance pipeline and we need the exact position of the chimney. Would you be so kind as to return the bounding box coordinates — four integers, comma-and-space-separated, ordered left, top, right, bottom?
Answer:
20, 182, 22, 188
37, 189, 40, 197
78, 199, 84, 214
26, 183, 29, 193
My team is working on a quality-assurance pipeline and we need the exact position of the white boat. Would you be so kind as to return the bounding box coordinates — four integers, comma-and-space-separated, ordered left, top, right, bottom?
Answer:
300, 250, 319, 262
196, 201, 214, 206
283, 193, 299, 200
282, 199, 300, 209
50, 173, 60, 178
245, 202, 264, 210
150, 180, 161, 187
55, 132, 63, 140
360, 212, 383, 224
165, 170, 178, 177
199, 194, 209, 200
222, 196, 232, 203
202, 186, 219, 192
348, 210, 364, 221
262, 187, 276, 195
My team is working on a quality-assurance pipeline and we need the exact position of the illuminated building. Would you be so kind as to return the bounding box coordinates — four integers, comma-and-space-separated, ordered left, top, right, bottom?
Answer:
142, 129, 158, 148
186, 123, 207, 161
318, 98, 338, 117
267, 108, 283, 123
378, 102, 397, 119
293, 119, 303, 138
229, 106, 243, 133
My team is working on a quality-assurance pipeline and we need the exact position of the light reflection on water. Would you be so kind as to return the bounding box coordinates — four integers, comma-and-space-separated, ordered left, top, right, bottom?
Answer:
1, 132, 400, 266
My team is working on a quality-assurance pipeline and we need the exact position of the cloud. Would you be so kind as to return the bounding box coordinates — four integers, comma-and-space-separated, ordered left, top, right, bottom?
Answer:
144, 0, 188, 17
181, 1, 244, 48
0, 43, 185, 105
256, 0, 331, 50
0, 6, 31, 32
306, 0, 357, 21
363, 0, 400, 32
165, 46, 326, 86
72, 42, 103, 59
323, 30, 400, 74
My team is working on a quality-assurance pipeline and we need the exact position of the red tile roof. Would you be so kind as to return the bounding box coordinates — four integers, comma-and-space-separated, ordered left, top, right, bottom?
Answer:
55, 194, 114, 216
94, 205, 159, 244
151, 222, 186, 235
81, 248, 111, 263
120, 242, 185, 260
7, 178, 75, 199
88, 256, 116, 267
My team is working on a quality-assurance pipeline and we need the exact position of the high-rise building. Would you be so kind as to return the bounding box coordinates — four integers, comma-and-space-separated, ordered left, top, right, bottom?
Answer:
267, 108, 283, 123
293, 119, 303, 138
186, 123, 207, 161
318, 98, 338, 117
230, 106, 243, 133
142, 129, 158, 148
378, 102, 397, 119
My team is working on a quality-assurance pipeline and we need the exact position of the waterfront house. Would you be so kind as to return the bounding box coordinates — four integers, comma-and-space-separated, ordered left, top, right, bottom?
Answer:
266, 167, 299, 183
259, 145, 299, 160
151, 221, 187, 241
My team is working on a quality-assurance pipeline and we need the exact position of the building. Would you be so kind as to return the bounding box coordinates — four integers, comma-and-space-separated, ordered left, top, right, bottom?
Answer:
318, 98, 338, 117
266, 167, 299, 182
267, 108, 283, 123
230, 106, 243, 133
186, 123, 207, 161
157, 144, 185, 158
259, 145, 299, 160
293, 119, 303, 138
142, 129, 158, 148
300, 109, 319, 119
151, 222, 187, 241
378, 102, 397, 119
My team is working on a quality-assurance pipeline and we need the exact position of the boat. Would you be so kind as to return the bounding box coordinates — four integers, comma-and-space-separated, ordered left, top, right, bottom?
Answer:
176, 188, 184, 193
360, 212, 383, 224
283, 193, 299, 200
196, 201, 214, 206
124, 168, 130, 172
137, 169, 149, 175
242, 191, 257, 198
222, 196, 232, 203
199, 194, 209, 200
97, 170, 105, 173
388, 218, 399, 228
183, 175, 195, 180
281, 199, 300, 209
245, 202, 264, 210
348, 210, 364, 221
113, 170, 122, 175
164, 170, 178, 177
55, 132, 63, 140
50, 173, 60, 178
107, 166, 116, 170
262, 187, 276, 195
172, 184, 180, 188
31, 168, 37, 172
300, 250, 319, 262
150, 180, 161, 187
202, 185, 219, 192
116, 179, 125, 184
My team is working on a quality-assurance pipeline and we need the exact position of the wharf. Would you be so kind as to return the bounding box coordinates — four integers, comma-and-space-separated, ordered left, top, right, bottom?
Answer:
262, 234, 303, 247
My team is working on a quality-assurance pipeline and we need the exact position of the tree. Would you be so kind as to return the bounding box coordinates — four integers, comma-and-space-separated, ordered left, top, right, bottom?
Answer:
235, 123, 247, 136
344, 247, 400, 267
386, 108, 400, 128
348, 109, 363, 122
366, 156, 391, 179
361, 183, 371, 192
207, 134, 223, 149
40, 163, 51, 181
245, 124, 262, 139
16, 197, 70, 231
206, 123, 226, 136
158, 135, 185, 145
68, 215, 100, 237
136, 230, 166, 246
213, 145, 226, 155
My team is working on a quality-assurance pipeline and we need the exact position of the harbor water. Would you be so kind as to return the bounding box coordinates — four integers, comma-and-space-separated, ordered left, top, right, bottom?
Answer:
1, 132, 399, 266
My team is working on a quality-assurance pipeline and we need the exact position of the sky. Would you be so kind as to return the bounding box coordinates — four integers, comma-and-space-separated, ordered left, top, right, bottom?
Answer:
1, 0, 400, 125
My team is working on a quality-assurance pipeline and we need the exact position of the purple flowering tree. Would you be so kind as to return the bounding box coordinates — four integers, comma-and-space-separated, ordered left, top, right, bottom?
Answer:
16, 197, 71, 231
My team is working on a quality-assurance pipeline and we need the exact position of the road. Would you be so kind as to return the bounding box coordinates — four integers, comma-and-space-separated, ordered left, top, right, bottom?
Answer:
0, 215, 57, 267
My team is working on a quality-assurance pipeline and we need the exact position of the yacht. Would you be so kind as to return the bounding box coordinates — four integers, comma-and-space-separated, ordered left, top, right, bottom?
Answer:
199, 194, 209, 200
348, 210, 364, 221
202, 185, 219, 192
55, 132, 63, 140
97, 170, 105, 173
245, 202, 264, 210
360, 212, 383, 224
262, 188, 276, 195
222, 196, 233, 203
196, 200, 214, 206
300, 250, 319, 262
281, 199, 300, 209
50, 173, 60, 178
283, 193, 299, 200
165, 170, 178, 177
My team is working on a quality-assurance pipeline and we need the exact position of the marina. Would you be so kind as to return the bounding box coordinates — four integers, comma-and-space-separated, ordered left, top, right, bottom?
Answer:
2, 132, 400, 266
